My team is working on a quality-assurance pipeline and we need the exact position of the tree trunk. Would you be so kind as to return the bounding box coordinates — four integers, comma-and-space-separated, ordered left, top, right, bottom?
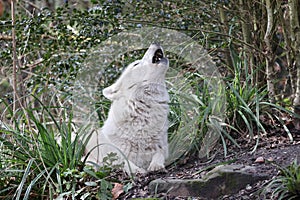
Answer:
218, 3, 233, 70
239, 0, 255, 84
264, 0, 276, 102
288, 0, 300, 129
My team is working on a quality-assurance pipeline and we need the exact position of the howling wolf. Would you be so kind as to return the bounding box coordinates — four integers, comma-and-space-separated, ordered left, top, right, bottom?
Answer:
86, 44, 169, 173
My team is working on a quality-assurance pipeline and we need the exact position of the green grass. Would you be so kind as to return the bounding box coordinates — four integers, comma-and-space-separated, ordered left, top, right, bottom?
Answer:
221, 50, 295, 153
167, 67, 227, 161
0, 97, 117, 199
262, 159, 300, 199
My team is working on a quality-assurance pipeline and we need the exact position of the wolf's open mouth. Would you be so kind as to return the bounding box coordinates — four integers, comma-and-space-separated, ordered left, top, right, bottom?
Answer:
152, 49, 164, 64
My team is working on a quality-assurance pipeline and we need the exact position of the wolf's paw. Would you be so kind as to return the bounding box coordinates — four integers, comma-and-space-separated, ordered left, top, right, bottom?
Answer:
134, 167, 147, 174
125, 161, 147, 174
147, 162, 165, 172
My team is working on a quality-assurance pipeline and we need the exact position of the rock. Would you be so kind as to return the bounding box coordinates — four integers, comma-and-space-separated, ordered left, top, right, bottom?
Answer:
149, 165, 269, 198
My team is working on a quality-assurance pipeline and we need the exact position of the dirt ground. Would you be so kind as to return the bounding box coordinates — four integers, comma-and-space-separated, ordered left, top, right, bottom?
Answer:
119, 128, 300, 199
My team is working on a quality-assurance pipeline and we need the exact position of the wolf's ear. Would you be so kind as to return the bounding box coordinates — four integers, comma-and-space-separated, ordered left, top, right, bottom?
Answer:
103, 83, 121, 100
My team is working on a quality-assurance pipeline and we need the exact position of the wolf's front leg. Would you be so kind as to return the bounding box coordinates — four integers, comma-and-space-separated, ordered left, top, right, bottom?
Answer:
147, 152, 165, 171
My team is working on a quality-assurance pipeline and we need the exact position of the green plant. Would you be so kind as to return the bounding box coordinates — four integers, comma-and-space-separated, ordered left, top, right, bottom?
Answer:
223, 50, 295, 152
225, 50, 267, 135
262, 159, 300, 200
0, 97, 119, 199
167, 64, 228, 160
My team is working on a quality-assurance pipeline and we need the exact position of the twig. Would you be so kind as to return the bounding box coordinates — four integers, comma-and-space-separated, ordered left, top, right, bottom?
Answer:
10, 1, 31, 131
0, 34, 12, 40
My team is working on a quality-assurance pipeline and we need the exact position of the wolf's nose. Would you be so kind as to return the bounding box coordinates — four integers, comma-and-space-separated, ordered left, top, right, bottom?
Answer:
152, 42, 161, 47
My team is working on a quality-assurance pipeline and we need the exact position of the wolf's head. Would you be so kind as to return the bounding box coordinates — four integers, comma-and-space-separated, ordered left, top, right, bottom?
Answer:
103, 44, 169, 101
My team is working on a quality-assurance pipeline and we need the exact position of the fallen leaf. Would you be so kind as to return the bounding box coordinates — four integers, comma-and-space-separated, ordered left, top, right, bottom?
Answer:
112, 183, 123, 200
254, 156, 264, 163
267, 157, 274, 162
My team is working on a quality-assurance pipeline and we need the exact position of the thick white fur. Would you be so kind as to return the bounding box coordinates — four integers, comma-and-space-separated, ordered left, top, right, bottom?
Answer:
86, 44, 169, 173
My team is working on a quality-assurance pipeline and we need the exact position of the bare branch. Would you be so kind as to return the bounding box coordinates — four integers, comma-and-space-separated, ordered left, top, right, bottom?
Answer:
11, 0, 18, 124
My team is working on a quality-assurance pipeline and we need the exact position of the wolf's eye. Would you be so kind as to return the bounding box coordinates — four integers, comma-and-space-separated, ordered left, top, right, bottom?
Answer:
152, 49, 164, 64
133, 63, 139, 67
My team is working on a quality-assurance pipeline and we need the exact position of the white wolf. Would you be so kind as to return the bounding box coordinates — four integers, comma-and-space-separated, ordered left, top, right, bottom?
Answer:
86, 44, 169, 173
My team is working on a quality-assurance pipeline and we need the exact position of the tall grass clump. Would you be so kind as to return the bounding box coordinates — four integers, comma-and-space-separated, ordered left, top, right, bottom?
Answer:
167, 62, 227, 161
262, 159, 300, 200
0, 98, 117, 199
224, 52, 295, 152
